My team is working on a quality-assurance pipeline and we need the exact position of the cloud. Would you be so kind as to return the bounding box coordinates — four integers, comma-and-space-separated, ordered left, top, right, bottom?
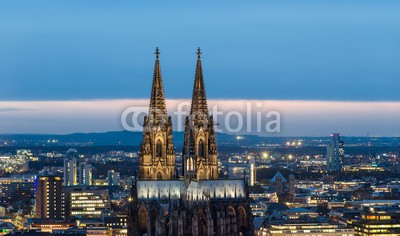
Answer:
0, 107, 32, 112
0, 99, 399, 136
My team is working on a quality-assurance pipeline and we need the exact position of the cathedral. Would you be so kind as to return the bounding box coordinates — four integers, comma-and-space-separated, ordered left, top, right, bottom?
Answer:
128, 48, 254, 236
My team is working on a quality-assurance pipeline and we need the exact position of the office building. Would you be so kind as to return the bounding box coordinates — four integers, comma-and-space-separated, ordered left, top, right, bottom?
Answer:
326, 133, 344, 172
353, 205, 400, 235
70, 189, 110, 218
107, 170, 120, 187
289, 174, 296, 195
257, 208, 354, 235
35, 174, 63, 219
249, 155, 256, 186
64, 158, 77, 186
78, 162, 93, 186
0, 175, 35, 200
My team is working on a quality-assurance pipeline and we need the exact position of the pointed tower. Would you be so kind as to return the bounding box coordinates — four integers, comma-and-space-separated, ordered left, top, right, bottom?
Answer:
183, 48, 218, 183
139, 48, 176, 180
191, 47, 208, 118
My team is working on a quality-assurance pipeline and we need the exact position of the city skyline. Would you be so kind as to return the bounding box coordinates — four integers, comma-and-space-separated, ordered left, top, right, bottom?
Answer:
1, 2, 400, 236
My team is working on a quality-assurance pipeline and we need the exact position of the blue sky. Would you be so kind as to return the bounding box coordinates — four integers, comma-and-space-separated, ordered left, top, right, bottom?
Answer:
0, 1, 399, 136
1, 0, 399, 101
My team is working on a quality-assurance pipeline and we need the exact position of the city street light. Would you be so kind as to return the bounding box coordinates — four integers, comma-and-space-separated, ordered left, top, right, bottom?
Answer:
262, 152, 268, 159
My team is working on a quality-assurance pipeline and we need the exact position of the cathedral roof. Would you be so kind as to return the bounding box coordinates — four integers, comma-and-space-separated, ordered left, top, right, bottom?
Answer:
270, 171, 287, 182
136, 179, 246, 200
266, 202, 289, 214
253, 216, 266, 230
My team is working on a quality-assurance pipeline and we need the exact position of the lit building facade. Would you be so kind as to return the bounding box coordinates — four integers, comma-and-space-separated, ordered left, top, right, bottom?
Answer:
27, 218, 76, 233
326, 133, 344, 172
0, 175, 35, 200
352, 205, 400, 235
78, 162, 93, 186
257, 223, 355, 236
35, 174, 63, 219
64, 158, 77, 186
138, 47, 176, 181
249, 156, 256, 186
182, 48, 218, 182
70, 189, 111, 218
107, 170, 120, 186
258, 208, 354, 236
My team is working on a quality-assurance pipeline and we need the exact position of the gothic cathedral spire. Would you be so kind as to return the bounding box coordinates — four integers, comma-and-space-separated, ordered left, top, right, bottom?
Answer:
139, 48, 176, 180
190, 47, 208, 116
183, 48, 218, 183
148, 47, 167, 125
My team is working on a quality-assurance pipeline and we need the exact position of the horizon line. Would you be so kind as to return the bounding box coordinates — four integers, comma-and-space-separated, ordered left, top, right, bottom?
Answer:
1, 130, 399, 138
1, 98, 400, 103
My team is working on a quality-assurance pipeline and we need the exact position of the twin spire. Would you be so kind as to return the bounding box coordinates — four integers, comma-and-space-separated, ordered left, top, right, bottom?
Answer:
148, 47, 209, 119
191, 47, 208, 116
148, 47, 167, 124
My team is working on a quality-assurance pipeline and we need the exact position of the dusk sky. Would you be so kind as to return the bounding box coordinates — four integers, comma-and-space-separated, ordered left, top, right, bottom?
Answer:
0, 1, 399, 135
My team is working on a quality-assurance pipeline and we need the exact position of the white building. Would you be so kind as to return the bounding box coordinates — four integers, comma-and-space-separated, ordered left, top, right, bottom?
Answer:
64, 158, 77, 186
70, 189, 110, 218
249, 156, 256, 186
326, 133, 344, 172
78, 162, 92, 186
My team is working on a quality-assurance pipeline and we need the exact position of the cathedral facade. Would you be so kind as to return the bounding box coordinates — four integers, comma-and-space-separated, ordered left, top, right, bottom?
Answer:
128, 48, 254, 236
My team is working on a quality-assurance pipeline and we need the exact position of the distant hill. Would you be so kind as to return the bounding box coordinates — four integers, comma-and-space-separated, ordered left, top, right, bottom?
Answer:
0, 131, 399, 148
0, 131, 249, 147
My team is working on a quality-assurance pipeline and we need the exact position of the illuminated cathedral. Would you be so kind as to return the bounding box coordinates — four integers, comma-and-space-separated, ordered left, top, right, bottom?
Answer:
128, 48, 254, 236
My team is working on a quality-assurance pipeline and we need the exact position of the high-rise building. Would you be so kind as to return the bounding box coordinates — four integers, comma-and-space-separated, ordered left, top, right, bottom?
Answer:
107, 170, 120, 186
326, 133, 344, 172
249, 155, 256, 186
289, 174, 296, 195
35, 174, 63, 219
64, 158, 77, 186
78, 162, 92, 186
397, 146, 400, 173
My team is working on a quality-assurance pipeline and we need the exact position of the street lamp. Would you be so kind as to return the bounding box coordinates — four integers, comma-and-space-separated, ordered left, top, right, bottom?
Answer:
262, 152, 268, 159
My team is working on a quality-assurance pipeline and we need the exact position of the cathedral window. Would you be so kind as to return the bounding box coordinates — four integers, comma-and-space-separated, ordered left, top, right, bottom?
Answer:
156, 140, 162, 159
189, 157, 193, 171
150, 209, 158, 235
138, 208, 148, 234
198, 139, 206, 158
238, 207, 247, 230
157, 172, 163, 179
198, 209, 207, 236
